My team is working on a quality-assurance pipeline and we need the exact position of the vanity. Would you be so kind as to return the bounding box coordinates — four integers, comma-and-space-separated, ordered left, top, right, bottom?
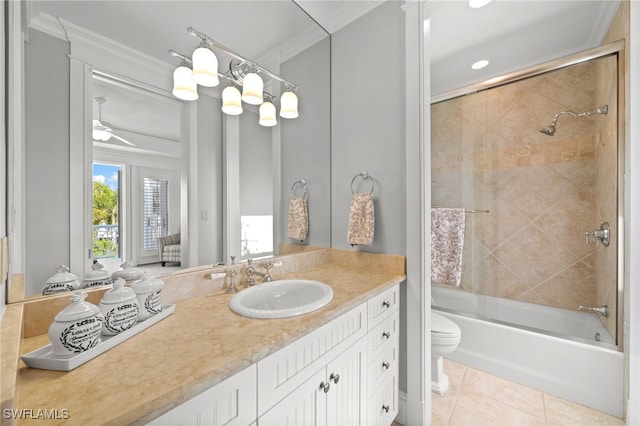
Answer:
4, 248, 405, 425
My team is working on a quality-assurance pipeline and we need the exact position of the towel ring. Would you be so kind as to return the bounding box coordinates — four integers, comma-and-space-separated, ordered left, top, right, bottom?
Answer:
351, 171, 375, 194
291, 179, 307, 199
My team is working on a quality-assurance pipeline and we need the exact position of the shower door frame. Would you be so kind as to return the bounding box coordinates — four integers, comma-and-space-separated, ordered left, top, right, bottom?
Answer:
431, 39, 626, 351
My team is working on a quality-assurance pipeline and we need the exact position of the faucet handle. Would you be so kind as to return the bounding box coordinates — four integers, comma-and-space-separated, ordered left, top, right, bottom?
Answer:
225, 267, 239, 294
245, 259, 256, 287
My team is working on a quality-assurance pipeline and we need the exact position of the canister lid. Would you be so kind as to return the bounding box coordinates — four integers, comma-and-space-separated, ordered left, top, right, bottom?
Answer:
84, 261, 111, 280
54, 292, 101, 322
111, 261, 143, 281
45, 265, 80, 285
130, 273, 165, 294
100, 278, 136, 304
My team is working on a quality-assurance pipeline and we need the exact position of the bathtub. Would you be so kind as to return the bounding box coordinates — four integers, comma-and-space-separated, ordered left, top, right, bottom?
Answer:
432, 286, 624, 417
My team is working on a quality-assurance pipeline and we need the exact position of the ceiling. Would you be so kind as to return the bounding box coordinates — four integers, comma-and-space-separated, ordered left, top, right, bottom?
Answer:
28, 0, 621, 145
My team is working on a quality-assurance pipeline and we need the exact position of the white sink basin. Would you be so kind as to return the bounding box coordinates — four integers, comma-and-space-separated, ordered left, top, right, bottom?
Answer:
229, 279, 334, 319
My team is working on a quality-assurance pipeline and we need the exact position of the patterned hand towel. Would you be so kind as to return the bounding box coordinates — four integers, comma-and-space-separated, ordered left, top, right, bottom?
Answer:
347, 192, 375, 246
431, 208, 466, 286
287, 196, 308, 242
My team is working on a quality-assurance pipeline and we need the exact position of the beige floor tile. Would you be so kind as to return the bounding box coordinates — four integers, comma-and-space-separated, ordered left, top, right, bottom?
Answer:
544, 394, 625, 426
450, 391, 546, 426
444, 358, 468, 387
432, 383, 461, 426
461, 368, 545, 418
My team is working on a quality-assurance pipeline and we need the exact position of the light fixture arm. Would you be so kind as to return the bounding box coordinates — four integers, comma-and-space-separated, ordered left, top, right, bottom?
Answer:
186, 27, 298, 92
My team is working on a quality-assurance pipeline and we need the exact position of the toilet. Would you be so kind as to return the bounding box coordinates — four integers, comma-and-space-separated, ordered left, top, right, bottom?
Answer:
431, 311, 461, 395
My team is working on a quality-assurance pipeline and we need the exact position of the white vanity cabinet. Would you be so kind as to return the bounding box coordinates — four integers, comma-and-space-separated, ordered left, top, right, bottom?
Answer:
258, 338, 366, 425
147, 284, 400, 426
147, 364, 257, 426
365, 285, 400, 425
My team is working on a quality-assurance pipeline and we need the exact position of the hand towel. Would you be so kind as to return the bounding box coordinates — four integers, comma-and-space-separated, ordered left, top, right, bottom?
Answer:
431, 208, 466, 286
347, 192, 375, 246
287, 196, 308, 242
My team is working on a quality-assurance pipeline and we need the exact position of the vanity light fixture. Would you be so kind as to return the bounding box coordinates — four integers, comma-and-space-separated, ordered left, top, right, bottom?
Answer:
221, 85, 243, 115
471, 59, 490, 70
279, 88, 299, 119
259, 96, 278, 127
241, 71, 264, 105
191, 45, 219, 87
172, 63, 198, 101
169, 27, 299, 127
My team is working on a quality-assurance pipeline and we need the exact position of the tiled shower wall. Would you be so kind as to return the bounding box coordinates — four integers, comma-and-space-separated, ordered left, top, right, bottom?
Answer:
431, 55, 618, 338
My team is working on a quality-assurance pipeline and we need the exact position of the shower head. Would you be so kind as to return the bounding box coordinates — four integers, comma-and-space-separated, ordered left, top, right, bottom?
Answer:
540, 124, 556, 136
539, 105, 608, 136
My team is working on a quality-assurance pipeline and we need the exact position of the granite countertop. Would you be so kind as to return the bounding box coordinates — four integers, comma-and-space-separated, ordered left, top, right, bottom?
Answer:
13, 250, 406, 425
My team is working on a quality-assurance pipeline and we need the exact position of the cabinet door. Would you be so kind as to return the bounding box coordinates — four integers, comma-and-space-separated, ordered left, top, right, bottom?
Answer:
325, 338, 365, 426
258, 368, 328, 426
148, 365, 257, 426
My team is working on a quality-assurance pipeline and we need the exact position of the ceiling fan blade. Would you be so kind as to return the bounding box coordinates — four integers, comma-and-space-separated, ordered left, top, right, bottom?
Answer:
111, 133, 136, 146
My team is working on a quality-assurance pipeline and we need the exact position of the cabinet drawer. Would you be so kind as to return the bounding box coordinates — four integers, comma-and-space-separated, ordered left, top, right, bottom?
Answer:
257, 302, 367, 415
148, 364, 257, 426
367, 285, 399, 330
367, 310, 399, 362
366, 373, 398, 426
367, 341, 397, 395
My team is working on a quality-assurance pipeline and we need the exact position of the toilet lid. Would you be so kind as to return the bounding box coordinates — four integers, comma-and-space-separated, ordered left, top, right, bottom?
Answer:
431, 312, 460, 336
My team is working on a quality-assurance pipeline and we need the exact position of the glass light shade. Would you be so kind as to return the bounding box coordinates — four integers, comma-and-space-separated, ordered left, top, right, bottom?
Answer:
221, 86, 243, 115
191, 47, 219, 87
259, 101, 277, 127
241, 72, 264, 105
279, 91, 299, 119
172, 66, 198, 101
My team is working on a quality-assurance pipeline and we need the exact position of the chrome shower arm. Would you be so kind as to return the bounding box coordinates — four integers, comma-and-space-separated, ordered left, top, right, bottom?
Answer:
550, 105, 608, 125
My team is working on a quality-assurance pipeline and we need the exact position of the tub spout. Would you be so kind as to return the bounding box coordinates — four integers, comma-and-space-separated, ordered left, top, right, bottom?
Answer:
578, 304, 609, 318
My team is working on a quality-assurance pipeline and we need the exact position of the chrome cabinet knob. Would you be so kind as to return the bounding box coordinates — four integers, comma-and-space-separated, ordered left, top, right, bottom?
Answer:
319, 381, 330, 393
330, 372, 340, 384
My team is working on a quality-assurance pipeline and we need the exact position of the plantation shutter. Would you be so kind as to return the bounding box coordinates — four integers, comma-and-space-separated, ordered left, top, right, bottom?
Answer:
143, 177, 169, 251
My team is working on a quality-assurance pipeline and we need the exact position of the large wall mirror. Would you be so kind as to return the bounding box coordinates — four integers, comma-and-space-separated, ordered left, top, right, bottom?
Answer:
7, 1, 331, 302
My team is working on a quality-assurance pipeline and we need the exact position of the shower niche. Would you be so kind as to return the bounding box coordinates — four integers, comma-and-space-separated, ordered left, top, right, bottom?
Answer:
431, 49, 622, 346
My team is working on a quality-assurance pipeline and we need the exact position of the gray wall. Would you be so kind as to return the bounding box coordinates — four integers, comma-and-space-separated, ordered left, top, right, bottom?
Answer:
331, 3, 406, 255
331, 2, 408, 393
280, 37, 332, 248
24, 29, 70, 290
240, 111, 273, 216
197, 94, 224, 265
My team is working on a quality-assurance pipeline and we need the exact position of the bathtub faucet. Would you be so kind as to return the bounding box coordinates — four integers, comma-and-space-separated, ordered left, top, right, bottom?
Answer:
578, 304, 609, 318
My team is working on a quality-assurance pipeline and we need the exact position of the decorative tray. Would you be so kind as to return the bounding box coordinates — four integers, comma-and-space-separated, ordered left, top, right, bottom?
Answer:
21, 304, 175, 371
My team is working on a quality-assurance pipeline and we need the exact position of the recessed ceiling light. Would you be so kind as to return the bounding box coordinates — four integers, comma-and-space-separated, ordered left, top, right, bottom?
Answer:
471, 59, 489, 70
469, 0, 493, 8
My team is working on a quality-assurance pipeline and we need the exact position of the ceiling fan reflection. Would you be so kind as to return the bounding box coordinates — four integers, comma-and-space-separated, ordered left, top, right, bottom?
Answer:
93, 97, 135, 146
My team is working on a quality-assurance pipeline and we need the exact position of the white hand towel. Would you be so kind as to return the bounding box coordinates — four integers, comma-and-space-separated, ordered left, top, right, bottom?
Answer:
287, 196, 308, 242
431, 208, 466, 286
347, 192, 375, 246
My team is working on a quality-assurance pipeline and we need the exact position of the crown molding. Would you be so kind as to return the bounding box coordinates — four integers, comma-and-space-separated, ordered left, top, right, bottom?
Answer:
296, 1, 385, 34
28, 13, 173, 77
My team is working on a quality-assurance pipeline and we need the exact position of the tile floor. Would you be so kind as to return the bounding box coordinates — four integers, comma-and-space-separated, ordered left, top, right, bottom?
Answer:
429, 359, 625, 426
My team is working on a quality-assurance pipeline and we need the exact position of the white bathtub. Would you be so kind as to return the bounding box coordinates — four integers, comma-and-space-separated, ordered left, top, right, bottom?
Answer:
432, 286, 624, 417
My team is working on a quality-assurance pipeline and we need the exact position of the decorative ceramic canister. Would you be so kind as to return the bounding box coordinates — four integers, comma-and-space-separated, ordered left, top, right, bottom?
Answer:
98, 278, 139, 336
81, 261, 112, 289
110, 261, 144, 282
48, 292, 104, 357
130, 273, 164, 321
42, 265, 81, 296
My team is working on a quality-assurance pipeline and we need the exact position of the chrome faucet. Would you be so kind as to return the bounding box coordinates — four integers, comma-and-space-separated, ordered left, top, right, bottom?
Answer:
225, 256, 239, 294
252, 261, 275, 282
578, 304, 609, 318
245, 259, 283, 286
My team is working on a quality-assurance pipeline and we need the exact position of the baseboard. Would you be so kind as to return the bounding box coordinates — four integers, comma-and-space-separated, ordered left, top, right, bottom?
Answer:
395, 390, 407, 425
